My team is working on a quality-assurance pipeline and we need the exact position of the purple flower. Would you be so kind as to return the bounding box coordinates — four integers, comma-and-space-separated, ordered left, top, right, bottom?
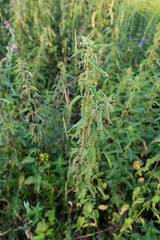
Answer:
139, 36, 146, 47
13, 43, 18, 50
4, 21, 9, 26
2, 57, 7, 62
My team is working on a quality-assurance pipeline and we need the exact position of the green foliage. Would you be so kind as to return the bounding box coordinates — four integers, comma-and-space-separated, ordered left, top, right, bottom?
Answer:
0, 0, 160, 239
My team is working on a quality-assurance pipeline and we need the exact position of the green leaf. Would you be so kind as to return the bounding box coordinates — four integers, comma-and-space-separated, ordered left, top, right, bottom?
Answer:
90, 85, 98, 98
103, 152, 112, 168
85, 167, 92, 182
132, 187, 141, 201
25, 176, 35, 185
22, 157, 35, 164
68, 95, 82, 112
45, 210, 55, 224
90, 59, 108, 76
83, 203, 93, 217
35, 221, 47, 234
32, 236, 45, 240
88, 146, 96, 165
68, 48, 85, 60
92, 43, 113, 48
77, 217, 85, 230
11, 150, 20, 168
151, 135, 160, 145
132, 198, 145, 206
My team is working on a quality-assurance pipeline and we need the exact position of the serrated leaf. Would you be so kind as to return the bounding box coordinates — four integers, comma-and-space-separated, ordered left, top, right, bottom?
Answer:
103, 152, 112, 168
90, 59, 108, 76
35, 221, 47, 234
90, 85, 98, 98
68, 48, 85, 60
132, 187, 141, 201
132, 198, 145, 206
85, 167, 92, 182
83, 203, 93, 217
68, 95, 81, 112
120, 204, 129, 216
25, 176, 35, 185
77, 217, 85, 230
88, 146, 96, 165
22, 157, 35, 164
44, 210, 55, 224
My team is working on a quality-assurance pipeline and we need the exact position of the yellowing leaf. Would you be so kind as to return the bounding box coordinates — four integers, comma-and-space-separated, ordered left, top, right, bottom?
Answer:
120, 204, 129, 216
137, 177, 144, 183
133, 160, 141, 170
83, 223, 97, 228
112, 212, 119, 221
35, 221, 47, 234
103, 182, 107, 190
98, 205, 108, 210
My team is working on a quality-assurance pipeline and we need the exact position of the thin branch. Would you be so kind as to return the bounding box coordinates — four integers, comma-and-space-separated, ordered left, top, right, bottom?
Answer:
72, 224, 122, 240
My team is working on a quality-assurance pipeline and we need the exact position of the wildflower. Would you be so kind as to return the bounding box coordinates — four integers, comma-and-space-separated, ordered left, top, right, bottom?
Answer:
2, 57, 7, 62
13, 43, 18, 50
139, 36, 145, 47
4, 21, 9, 26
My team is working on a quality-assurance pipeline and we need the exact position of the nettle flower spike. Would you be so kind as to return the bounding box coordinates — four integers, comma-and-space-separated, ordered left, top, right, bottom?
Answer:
4, 21, 9, 26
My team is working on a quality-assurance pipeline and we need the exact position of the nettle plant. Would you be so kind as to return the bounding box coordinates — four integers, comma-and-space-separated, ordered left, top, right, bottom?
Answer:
68, 36, 113, 230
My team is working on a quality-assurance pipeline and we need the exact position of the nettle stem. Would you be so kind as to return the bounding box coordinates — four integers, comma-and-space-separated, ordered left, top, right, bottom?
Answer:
69, 36, 113, 230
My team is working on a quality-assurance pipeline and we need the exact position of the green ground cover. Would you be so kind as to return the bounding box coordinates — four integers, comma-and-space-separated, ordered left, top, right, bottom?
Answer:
0, 0, 160, 239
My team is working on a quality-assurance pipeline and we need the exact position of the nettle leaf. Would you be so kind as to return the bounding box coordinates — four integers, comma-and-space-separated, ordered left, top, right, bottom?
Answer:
132, 187, 141, 201
35, 221, 47, 234
90, 59, 108, 76
132, 198, 145, 206
152, 195, 160, 206
120, 204, 129, 216
22, 157, 35, 164
45, 210, 55, 224
77, 216, 85, 230
25, 176, 35, 185
121, 217, 134, 232
68, 95, 82, 112
68, 48, 85, 60
83, 203, 93, 217
85, 167, 92, 182
90, 85, 98, 98
32, 236, 45, 240
11, 150, 20, 168
88, 146, 96, 165
151, 135, 160, 145
25, 175, 41, 191
139, 155, 159, 173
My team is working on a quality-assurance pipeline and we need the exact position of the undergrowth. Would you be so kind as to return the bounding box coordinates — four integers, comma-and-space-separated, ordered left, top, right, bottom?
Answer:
0, 0, 160, 239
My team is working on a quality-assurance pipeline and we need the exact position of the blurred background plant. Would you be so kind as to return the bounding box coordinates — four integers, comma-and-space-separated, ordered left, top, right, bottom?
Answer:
0, 0, 160, 239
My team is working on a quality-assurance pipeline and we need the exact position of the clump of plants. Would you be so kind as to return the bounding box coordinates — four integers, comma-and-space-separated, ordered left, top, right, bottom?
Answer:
0, 0, 160, 239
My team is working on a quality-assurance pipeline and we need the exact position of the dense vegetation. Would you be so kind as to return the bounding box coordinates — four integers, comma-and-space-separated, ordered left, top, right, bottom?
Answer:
0, 0, 160, 239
